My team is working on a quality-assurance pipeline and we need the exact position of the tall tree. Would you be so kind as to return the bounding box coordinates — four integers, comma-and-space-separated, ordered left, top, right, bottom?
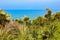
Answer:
44, 8, 52, 21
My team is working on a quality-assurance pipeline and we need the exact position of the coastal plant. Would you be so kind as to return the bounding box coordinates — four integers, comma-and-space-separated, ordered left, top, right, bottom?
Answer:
0, 9, 10, 27
0, 8, 60, 40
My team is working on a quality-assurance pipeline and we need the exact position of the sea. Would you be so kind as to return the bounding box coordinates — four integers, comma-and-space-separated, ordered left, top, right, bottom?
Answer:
3, 10, 60, 19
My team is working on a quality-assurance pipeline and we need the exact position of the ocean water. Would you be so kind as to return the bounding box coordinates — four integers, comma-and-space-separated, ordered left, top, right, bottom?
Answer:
3, 10, 59, 19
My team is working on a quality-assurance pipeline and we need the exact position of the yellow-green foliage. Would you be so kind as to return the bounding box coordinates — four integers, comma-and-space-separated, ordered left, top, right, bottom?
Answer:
0, 9, 60, 40
0, 9, 10, 27
0, 9, 10, 20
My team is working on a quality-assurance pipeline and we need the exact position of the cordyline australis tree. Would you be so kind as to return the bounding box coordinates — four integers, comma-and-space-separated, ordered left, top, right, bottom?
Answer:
44, 8, 52, 21
44, 8, 52, 25
0, 9, 11, 27
23, 16, 29, 26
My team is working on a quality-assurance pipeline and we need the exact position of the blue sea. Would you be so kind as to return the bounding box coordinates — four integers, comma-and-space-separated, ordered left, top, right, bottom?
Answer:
3, 10, 60, 19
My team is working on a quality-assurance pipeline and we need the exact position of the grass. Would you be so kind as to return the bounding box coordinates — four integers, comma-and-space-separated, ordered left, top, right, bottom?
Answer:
0, 8, 60, 40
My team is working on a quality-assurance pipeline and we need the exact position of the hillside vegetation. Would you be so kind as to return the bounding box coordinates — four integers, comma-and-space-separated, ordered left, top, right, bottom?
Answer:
0, 8, 60, 40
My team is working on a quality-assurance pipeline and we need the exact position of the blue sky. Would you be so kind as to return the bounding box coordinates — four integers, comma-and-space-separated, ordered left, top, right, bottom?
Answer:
0, 0, 60, 10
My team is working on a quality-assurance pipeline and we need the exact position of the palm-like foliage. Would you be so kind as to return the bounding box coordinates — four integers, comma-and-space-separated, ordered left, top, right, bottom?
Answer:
44, 8, 52, 21
0, 9, 10, 27
0, 8, 60, 40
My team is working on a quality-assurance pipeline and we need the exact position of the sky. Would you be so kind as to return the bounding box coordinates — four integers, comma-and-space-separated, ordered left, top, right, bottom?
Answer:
0, 0, 60, 10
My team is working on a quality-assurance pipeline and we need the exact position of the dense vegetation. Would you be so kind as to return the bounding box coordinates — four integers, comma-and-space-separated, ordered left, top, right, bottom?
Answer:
0, 8, 60, 40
